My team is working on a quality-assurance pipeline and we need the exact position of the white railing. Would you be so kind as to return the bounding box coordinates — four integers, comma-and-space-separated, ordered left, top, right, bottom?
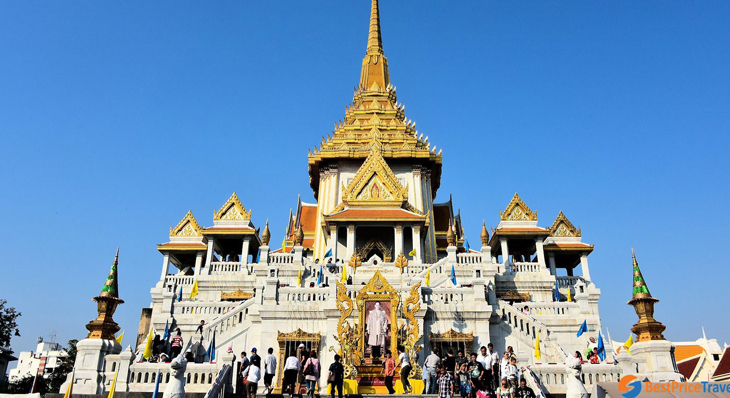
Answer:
279, 287, 331, 302
422, 287, 472, 305
269, 253, 294, 265
556, 276, 584, 288
173, 301, 239, 316
510, 262, 541, 273
529, 363, 621, 394
527, 302, 579, 317
498, 300, 563, 363
208, 261, 243, 274
457, 253, 482, 264
127, 362, 225, 393
164, 275, 195, 287
203, 298, 256, 337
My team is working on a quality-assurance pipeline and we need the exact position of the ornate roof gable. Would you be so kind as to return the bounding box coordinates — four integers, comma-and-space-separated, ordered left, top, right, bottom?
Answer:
549, 211, 581, 237
500, 193, 537, 221
170, 210, 203, 237
342, 148, 408, 207
213, 192, 252, 221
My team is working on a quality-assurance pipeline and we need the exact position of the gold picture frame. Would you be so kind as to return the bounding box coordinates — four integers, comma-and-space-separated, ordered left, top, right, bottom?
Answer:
356, 270, 400, 364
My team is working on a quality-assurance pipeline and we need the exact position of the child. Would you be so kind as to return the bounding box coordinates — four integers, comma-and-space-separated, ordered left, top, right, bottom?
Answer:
436, 365, 454, 398
477, 388, 493, 398
458, 363, 471, 398
505, 357, 519, 388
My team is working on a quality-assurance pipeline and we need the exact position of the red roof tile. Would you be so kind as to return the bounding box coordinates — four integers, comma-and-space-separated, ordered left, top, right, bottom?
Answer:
327, 208, 425, 220
677, 356, 701, 380
713, 347, 730, 379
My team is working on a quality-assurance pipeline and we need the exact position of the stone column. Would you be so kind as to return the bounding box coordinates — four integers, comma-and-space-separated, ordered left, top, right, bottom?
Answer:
412, 225, 422, 263
160, 253, 170, 281
347, 224, 356, 258
241, 237, 250, 265
205, 237, 215, 267
535, 238, 546, 267
394, 224, 403, 257
548, 253, 557, 276
580, 254, 591, 281
500, 238, 510, 265
194, 252, 203, 276
330, 225, 339, 261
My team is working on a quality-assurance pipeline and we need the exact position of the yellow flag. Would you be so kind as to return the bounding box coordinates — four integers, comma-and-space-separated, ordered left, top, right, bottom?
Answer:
143, 328, 154, 360
622, 334, 633, 354
534, 331, 541, 361
340, 262, 347, 284
567, 288, 572, 302
189, 280, 199, 299
297, 264, 302, 286
115, 331, 124, 345
282, 237, 286, 253
425, 268, 430, 287
107, 370, 118, 398
408, 248, 416, 257
63, 370, 75, 398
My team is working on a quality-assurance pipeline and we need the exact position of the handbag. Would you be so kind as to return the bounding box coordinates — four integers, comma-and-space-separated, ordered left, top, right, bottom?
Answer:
303, 359, 315, 376
327, 373, 336, 383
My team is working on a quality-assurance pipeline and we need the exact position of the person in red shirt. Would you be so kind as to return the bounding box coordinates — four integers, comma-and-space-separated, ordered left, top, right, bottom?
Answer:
382, 350, 396, 394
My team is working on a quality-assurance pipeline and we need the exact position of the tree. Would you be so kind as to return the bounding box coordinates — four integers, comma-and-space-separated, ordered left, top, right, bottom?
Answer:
0, 299, 21, 348
8, 374, 47, 395
47, 339, 78, 393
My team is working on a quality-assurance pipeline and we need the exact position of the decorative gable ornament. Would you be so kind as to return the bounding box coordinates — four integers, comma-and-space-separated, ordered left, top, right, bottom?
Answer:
341, 148, 408, 207
549, 211, 581, 237
499, 193, 538, 221
170, 210, 203, 237
213, 192, 252, 221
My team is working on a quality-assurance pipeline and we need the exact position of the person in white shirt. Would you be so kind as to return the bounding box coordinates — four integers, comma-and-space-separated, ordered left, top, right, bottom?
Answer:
263, 347, 277, 395
397, 345, 412, 393
241, 361, 262, 398
500, 352, 510, 379
283, 352, 301, 398
424, 348, 442, 394
476, 346, 493, 390
487, 343, 500, 390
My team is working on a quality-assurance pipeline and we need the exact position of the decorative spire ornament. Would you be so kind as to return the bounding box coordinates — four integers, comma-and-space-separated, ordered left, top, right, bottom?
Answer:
295, 224, 304, 246
480, 220, 489, 246
627, 248, 666, 342
262, 220, 271, 246
446, 221, 456, 246
359, 0, 390, 91
86, 248, 124, 340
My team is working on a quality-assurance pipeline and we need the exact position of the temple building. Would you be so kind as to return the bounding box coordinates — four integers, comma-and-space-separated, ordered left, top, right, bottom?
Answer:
64, 1, 685, 396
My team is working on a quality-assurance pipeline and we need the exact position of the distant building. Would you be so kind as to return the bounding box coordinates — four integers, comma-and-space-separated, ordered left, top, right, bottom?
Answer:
0, 347, 18, 384
8, 338, 67, 382
668, 331, 729, 382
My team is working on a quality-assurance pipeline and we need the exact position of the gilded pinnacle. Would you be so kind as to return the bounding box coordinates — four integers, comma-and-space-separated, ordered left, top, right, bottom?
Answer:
480, 220, 490, 245
262, 220, 271, 246
367, 0, 384, 55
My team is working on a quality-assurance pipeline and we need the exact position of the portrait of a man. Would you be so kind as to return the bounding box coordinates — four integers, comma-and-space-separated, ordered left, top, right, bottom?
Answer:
365, 301, 390, 362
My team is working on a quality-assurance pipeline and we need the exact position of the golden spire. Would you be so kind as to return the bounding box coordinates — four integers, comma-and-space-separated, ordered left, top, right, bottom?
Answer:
367, 0, 383, 55
627, 249, 666, 342
359, 0, 390, 91
446, 220, 456, 246
295, 224, 304, 246
86, 249, 125, 340
261, 219, 271, 246
480, 220, 490, 246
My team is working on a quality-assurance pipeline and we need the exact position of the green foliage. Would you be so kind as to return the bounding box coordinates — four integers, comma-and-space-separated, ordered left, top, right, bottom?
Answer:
0, 299, 21, 348
47, 339, 78, 393
8, 374, 46, 394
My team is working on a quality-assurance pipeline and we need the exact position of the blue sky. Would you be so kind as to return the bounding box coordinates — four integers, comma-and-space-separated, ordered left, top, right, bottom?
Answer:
1, 1, 728, 353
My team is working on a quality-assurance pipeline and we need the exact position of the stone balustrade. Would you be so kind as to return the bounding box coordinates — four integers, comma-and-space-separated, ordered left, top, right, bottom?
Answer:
279, 287, 330, 302
208, 261, 244, 274
127, 361, 226, 393
163, 275, 195, 289
421, 287, 472, 305
529, 363, 621, 394
269, 253, 294, 265
510, 262, 541, 273
173, 301, 239, 316
527, 302, 579, 317
457, 252, 482, 264
556, 275, 585, 288
204, 298, 255, 336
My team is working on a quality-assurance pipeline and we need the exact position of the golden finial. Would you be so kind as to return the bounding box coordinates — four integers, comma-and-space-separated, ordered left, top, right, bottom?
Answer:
394, 252, 408, 271
262, 220, 271, 246
86, 248, 124, 340
349, 252, 363, 274
446, 220, 456, 246
294, 224, 304, 246
627, 249, 666, 342
366, 0, 384, 55
359, 0, 390, 91
480, 220, 490, 245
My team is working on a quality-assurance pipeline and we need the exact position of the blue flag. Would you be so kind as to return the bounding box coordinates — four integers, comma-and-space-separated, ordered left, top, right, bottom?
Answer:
465, 239, 470, 253
177, 285, 183, 302
317, 266, 323, 286
255, 249, 260, 263
324, 248, 332, 258
151, 370, 161, 398
450, 264, 457, 286
576, 320, 588, 337
554, 280, 561, 302
206, 331, 216, 362
597, 332, 606, 361
163, 320, 170, 340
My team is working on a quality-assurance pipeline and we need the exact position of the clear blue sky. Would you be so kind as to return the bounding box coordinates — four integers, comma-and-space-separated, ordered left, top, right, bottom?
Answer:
1, 1, 728, 353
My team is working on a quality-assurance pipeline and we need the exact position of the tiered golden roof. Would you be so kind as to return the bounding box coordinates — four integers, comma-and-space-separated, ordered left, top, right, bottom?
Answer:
627, 249, 666, 342
500, 193, 538, 221
169, 210, 203, 237
213, 192, 252, 221
307, 0, 442, 198
549, 211, 581, 237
